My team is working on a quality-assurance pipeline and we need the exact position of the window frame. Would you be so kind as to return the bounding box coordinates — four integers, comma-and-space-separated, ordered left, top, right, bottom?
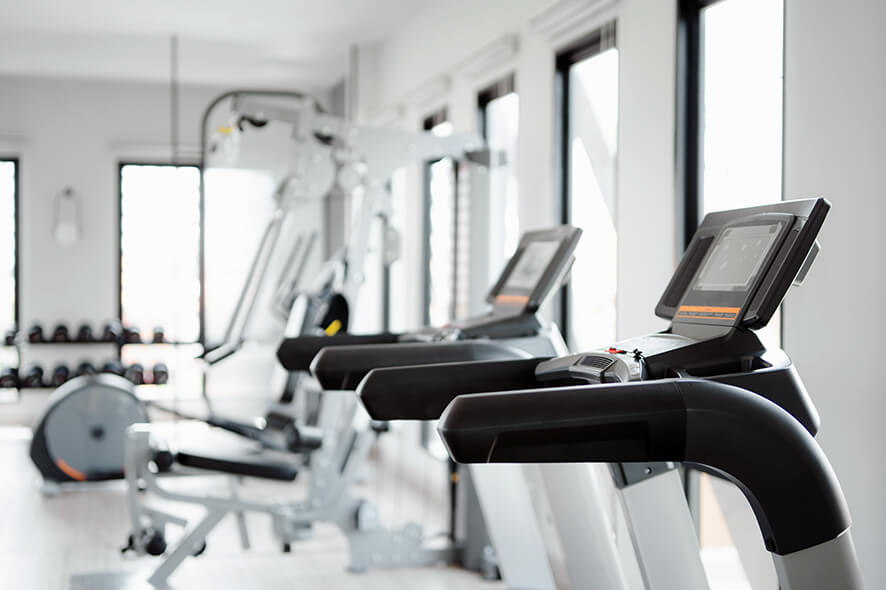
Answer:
477, 74, 516, 140
117, 160, 202, 344
0, 157, 19, 331
555, 24, 618, 346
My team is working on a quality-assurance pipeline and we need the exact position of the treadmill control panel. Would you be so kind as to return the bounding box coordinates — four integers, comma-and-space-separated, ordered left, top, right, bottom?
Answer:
534, 333, 699, 384
536, 351, 641, 384
656, 199, 829, 330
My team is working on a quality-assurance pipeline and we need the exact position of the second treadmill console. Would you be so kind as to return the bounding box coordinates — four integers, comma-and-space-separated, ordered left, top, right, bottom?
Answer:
440, 225, 581, 339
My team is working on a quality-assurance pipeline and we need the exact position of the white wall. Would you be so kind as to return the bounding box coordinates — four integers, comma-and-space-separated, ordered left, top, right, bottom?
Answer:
783, 1, 886, 586
352, 0, 677, 336
0, 76, 228, 328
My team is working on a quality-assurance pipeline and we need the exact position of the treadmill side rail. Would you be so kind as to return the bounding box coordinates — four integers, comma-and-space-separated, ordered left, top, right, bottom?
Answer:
438, 378, 851, 557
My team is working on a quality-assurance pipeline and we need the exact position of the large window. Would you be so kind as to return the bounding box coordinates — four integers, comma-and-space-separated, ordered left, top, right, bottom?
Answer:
423, 110, 459, 326
557, 24, 619, 351
478, 75, 520, 282
679, 2, 785, 588
0, 160, 16, 335
680, 0, 784, 348
119, 163, 201, 343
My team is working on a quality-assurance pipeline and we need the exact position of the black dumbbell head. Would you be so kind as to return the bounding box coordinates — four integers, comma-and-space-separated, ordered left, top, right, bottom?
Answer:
22, 364, 45, 388
50, 363, 70, 387
3, 329, 16, 346
51, 323, 71, 343
123, 326, 142, 344
28, 323, 44, 343
125, 363, 144, 385
101, 360, 125, 376
151, 362, 169, 385
76, 323, 94, 343
102, 320, 123, 343
74, 361, 97, 377
0, 367, 19, 388
152, 327, 165, 344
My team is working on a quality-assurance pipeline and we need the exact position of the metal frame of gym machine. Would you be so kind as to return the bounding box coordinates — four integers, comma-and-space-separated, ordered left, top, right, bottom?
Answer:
79, 93, 498, 590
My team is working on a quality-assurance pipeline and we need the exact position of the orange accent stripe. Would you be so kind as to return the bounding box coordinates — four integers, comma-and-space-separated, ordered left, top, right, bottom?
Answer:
56, 458, 87, 481
495, 294, 530, 305
677, 305, 741, 314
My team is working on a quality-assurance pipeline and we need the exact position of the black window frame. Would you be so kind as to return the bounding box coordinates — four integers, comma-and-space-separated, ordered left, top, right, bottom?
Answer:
676, 0, 720, 249
477, 73, 517, 140
117, 160, 202, 344
555, 23, 617, 345
0, 157, 19, 331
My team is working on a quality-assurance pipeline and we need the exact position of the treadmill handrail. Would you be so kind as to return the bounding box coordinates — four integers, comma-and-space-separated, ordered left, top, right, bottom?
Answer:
276, 332, 401, 371
437, 378, 851, 557
356, 357, 552, 420
311, 341, 533, 391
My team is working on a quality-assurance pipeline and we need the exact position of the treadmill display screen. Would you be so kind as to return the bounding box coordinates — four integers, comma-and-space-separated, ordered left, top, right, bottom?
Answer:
694, 223, 782, 292
502, 240, 561, 292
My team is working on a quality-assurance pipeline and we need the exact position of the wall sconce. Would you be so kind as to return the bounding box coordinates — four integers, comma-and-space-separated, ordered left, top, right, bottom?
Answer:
53, 187, 80, 245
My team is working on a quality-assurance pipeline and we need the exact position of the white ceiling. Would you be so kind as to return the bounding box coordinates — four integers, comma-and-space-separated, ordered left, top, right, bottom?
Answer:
0, 0, 431, 90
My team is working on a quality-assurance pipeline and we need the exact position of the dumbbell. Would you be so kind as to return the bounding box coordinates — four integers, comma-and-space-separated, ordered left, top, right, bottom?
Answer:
51, 323, 71, 343
101, 360, 125, 377
27, 323, 44, 344
125, 363, 145, 385
21, 364, 45, 388
3, 328, 16, 346
123, 326, 142, 344
152, 327, 165, 344
102, 320, 123, 344
75, 323, 94, 343
0, 367, 19, 388
74, 361, 97, 378
50, 363, 70, 387
151, 363, 169, 385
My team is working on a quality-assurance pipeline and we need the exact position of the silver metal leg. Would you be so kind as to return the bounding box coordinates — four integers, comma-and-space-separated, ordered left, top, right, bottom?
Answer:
228, 477, 251, 550
538, 463, 633, 590
469, 464, 558, 590
773, 529, 864, 590
618, 468, 710, 590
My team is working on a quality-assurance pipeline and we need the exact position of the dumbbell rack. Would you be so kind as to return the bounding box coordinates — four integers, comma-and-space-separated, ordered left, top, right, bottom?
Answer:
0, 328, 201, 404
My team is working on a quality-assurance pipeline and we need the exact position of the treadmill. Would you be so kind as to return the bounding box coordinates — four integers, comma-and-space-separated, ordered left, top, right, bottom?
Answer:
300, 226, 649, 590
276, 224, 583, 381
361, 198, 863, 589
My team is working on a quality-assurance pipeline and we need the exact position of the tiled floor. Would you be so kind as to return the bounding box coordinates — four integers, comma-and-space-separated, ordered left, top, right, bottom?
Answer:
0, 426, 503, 590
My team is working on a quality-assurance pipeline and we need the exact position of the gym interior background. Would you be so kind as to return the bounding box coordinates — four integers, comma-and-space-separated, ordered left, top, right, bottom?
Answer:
0, 0, 883, 588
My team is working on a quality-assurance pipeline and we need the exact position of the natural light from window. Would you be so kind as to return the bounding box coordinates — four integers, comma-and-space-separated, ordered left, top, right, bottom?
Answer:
426, 120, 457, 326
120, 164, 201, 343
484, 92, 520, 283
701, 0, 783, 351
568, 47, 619, 352
697, 2, 783, 589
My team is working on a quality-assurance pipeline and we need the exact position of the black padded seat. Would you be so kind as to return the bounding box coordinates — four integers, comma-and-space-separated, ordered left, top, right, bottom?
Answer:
175, 451, 299, 481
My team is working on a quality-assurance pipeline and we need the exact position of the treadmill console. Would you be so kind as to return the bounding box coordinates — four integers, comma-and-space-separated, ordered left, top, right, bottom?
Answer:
431, 225, 581, 340
485, 225, 582, 315
656, 198, 829, 329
